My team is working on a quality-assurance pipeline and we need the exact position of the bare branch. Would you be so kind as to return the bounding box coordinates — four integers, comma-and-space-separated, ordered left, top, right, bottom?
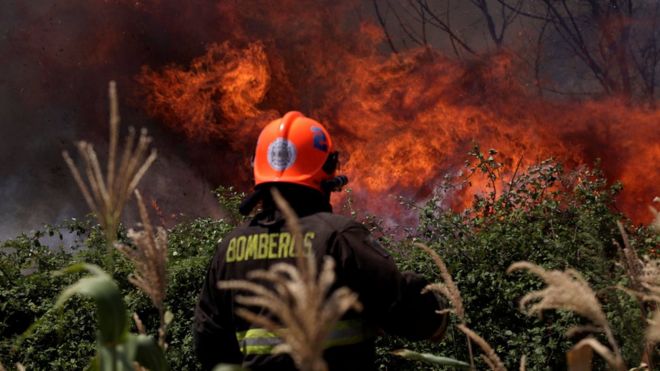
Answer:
373, 0, 399, 54
416, 0, 476, 56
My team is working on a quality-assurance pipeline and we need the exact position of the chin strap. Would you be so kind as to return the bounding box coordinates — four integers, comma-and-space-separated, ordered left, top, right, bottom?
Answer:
321, 175, 349, 193
239, 176, 349, 216
238, 188, 265, 216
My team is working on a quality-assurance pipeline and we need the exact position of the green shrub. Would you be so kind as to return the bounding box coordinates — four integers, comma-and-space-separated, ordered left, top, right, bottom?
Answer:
163, 216, 234, 369
383, 151, 655, 369
1, 156, 656, 370
0, 216, 233, 370
0, 220, 98, 368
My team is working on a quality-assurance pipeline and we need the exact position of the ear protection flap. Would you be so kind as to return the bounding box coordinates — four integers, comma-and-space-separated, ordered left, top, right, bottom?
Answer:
322, 151, 340, 174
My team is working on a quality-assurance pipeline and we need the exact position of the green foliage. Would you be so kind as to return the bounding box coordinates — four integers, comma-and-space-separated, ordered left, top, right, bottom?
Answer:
164, 217, 234, 369
1, 151, 655, 370
213, 186, 249, 225
385, 148, 653, 369
54, 263, 167, 371
0, 219, 96, 368
54, 263, 128, 345
392, 349, 470, 368
0, 216, 233, 370
168, 218, 233, 259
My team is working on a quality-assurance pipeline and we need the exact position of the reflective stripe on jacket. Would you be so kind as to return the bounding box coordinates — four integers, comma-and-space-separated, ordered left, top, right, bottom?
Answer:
236, 319, 375, 355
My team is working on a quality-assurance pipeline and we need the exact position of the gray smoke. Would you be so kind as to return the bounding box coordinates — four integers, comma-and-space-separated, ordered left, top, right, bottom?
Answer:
0, 0, 224, 242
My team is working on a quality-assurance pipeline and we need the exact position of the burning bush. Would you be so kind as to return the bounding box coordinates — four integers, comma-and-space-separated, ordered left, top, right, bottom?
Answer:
381, 150, 658, 369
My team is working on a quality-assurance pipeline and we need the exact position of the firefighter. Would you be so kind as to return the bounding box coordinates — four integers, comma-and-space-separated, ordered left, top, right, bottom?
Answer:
194, 111, 447, 370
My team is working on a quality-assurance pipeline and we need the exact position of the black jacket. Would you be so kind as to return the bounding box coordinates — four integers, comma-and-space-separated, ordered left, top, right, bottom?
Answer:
194, 188, 446, 370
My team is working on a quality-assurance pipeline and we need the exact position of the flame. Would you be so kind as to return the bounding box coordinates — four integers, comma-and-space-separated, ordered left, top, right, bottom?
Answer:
137, 25, 660, 224
18, 0, 648, 221
138, 42, 271, 142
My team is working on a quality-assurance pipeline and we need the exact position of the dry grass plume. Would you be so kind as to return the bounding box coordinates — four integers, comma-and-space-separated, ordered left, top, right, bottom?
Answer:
64, 80, 167, 348
117, 190, 169, 347
637, 256, 660, 347
508, 262, 625, 370
416, 243, 464, 320
417, 243, 508, 370
614, 216, 659, 368
63, 81, 157, 250
457, 324, 506, 371
650, 197, 660, 233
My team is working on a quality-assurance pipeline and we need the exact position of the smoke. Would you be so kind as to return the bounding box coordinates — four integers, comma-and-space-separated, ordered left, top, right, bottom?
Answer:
135, 0, 659, 222
1, 0, 658, 242
0, 1, 83, 240
0, 0, 224, 241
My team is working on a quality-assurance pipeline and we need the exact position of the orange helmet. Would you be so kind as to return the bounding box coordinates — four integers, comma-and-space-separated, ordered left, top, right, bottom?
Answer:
253, 111, 338, 192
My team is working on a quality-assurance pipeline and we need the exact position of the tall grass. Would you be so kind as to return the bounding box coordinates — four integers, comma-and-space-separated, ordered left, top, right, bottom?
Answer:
116, 190, 170, 348
52, 81, 169, 370
508, 262, 625, 370
409, 243, 505, 370
508, 209, 659, 370
62, 81, 156, 266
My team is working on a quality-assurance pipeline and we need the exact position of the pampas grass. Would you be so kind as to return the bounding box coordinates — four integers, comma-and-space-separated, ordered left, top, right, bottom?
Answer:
117, 190, 167, 313
650, 197, 660, 233
457, 324, 506, 371
507, 262, 609, 329
636, 250, 660, 357
416, 243, 504, 370
614, 216, 659, 368
117, 190, 169, 348
416, 243, 464, 319
508, 262, 625, 370
62, 81, 157, 260
63, 80, 168, 348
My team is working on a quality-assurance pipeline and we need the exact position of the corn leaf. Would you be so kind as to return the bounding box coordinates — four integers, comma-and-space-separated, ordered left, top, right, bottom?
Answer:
392, 349, 470, 368
212, 365, 249, 371
96, 345, 134, 371
133, 334, 168, 371
54, 263, 128, 344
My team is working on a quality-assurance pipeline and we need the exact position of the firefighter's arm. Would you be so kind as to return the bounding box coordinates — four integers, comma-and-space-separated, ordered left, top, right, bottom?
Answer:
194, 250, 242, 370
330, 223, 448, 341
393, 271, 449, 341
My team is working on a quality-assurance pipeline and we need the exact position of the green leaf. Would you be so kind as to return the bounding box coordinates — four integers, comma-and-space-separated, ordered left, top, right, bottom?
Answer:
212, 364, 250, 371
54, 263, 127, 344
164, 310, 174, 325
86, 355, 100, 371
392, 349, 470, 368
133, 334, 169, 371
97, 343, 134, 371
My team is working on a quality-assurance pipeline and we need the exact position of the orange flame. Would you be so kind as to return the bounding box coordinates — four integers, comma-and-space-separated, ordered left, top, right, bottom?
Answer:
138, 42, 272, 142
135, 2, 659, 224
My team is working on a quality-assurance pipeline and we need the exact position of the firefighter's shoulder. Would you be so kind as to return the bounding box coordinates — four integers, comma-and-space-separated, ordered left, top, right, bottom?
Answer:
309, 212, 391, 259
306, 211, 363, 233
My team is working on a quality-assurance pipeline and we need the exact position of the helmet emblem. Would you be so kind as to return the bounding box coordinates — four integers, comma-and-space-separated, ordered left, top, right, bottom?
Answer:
267, 138, 297, 171
311, 127, 328, 152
